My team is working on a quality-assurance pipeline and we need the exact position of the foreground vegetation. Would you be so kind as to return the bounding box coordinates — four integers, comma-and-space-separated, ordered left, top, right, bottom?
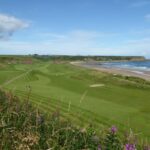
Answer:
0, 90, 150, 149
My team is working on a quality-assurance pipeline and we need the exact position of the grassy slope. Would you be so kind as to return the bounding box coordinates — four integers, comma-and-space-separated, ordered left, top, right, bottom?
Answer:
1, 61, 150, 140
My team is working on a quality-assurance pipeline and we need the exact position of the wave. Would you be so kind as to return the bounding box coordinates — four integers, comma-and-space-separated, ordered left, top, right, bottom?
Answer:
101, 61, 150, 71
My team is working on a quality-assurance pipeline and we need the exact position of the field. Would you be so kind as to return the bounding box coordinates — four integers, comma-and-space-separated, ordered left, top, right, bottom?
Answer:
1, 61, 150, 140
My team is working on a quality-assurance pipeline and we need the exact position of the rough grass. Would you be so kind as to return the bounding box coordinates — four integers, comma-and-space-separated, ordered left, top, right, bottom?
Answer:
1, 62, 150, 141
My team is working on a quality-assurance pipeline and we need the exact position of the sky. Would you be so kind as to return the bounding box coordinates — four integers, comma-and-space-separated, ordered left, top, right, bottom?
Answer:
0, 0, 150, 57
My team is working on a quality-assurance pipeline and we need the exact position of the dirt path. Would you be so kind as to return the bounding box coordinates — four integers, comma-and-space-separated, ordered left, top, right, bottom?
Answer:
0, 69, 32, 88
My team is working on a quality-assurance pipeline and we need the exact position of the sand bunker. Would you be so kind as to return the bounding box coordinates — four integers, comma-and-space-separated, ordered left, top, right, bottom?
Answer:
90, 84, 105, 87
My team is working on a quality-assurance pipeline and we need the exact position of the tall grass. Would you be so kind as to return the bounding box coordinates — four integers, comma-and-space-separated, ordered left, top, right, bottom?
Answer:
0, 90, 149, 150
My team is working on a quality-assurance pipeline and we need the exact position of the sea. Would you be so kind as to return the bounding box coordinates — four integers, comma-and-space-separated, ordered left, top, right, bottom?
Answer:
101, 61, 150, 71
82, 60, 150, 77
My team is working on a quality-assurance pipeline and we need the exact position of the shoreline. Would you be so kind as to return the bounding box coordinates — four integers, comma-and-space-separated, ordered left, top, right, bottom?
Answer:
71, 61, 150, 81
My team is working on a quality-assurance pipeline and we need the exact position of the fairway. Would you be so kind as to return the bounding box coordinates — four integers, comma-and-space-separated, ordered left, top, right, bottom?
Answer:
1, 62, 150, 140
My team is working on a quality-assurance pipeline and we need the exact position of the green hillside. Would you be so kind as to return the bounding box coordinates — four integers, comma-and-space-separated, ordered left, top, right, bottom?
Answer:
0, 60, 150, 142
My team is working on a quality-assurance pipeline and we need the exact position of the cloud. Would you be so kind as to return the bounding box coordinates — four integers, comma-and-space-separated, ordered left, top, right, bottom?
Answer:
0, 13, 29, 40
0, 30, 118, 55
36, 30, 118, 42
145, 14, 150, 21
0, 40, 115, 56
38, 33, 66, 39
0, 30, 149, 58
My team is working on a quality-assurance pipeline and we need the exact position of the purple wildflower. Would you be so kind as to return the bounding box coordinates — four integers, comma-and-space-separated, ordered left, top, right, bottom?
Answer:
110, 125, 117, 134
125, 144, 136, 150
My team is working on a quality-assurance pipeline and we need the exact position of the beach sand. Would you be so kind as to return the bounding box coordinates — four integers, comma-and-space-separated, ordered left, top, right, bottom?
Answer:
71, 61, 150, 81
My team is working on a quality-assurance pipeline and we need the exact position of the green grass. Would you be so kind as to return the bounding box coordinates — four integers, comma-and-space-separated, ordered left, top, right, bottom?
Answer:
1, 61, 150, 140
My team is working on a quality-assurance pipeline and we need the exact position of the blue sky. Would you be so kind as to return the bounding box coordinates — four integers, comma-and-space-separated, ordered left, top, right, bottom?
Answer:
0, 0, 150, 57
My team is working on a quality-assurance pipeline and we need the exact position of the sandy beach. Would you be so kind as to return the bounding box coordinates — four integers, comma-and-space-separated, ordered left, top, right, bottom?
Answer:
71, 61, 150, 81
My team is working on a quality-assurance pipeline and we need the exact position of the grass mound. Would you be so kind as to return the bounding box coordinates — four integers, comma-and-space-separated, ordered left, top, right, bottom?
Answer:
0, 90, 149, 150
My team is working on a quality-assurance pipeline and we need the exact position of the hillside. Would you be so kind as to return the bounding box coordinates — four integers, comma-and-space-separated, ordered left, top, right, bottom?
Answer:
0, 56, 150, 149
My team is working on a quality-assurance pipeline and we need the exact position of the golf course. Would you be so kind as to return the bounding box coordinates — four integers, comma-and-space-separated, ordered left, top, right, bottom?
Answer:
0, 59, 150, 141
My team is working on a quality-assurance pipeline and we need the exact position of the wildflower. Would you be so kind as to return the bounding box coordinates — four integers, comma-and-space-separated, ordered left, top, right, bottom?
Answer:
110, 125, 117, 134
125, 144, 136, 150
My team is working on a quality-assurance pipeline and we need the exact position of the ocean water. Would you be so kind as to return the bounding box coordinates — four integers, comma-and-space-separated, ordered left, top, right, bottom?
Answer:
101, 61, 150, 71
